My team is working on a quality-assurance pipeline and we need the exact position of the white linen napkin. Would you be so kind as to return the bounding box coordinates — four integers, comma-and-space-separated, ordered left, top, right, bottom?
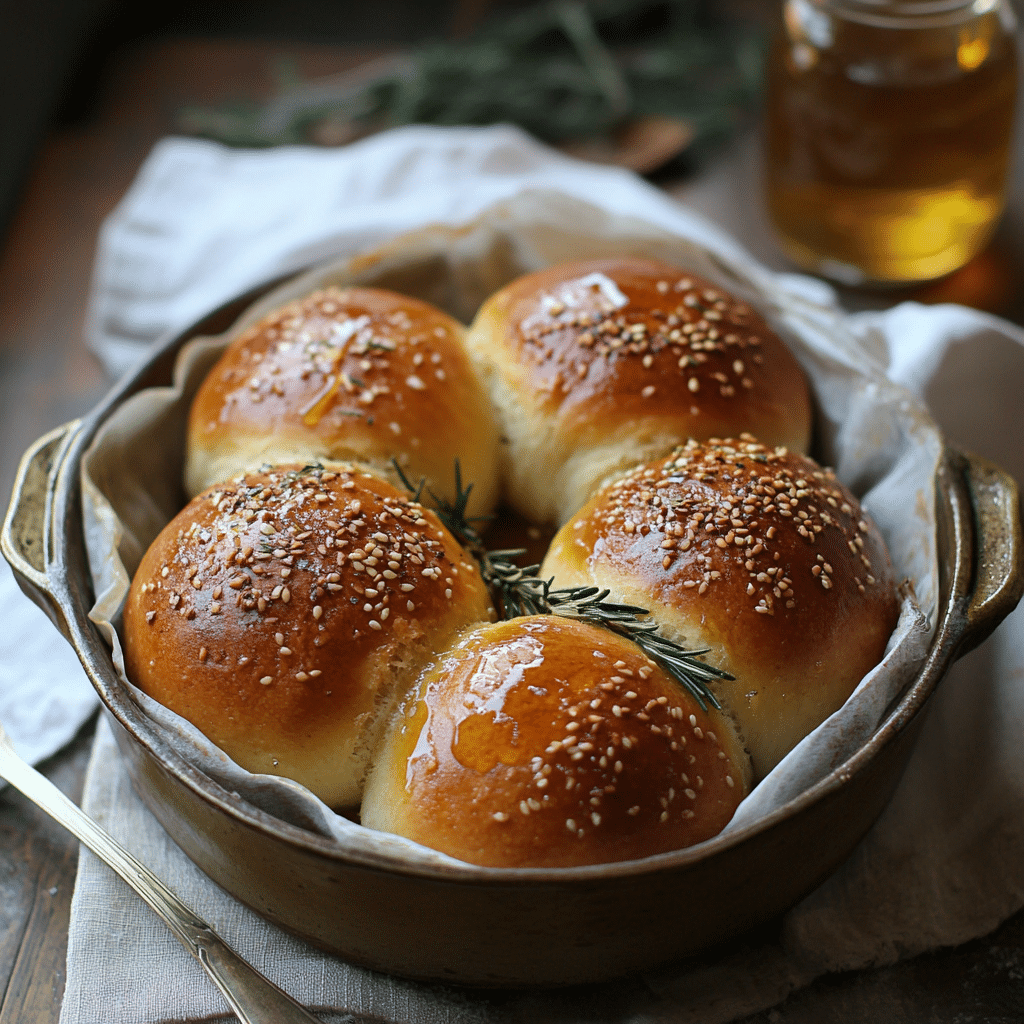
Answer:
0, 561, 97, 767
18, 124, 1021, 1022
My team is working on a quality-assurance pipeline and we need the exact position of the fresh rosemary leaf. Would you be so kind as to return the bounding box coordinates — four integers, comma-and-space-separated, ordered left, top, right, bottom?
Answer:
396, 459, 733, 710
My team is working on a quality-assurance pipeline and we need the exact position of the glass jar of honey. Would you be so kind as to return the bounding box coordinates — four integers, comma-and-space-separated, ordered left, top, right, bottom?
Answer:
764, 0, 1018, 285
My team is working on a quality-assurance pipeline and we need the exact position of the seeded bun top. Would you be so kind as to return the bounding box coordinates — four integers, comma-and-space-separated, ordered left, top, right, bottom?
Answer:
361, 615, 751, 867
540, 437, 900, 778
185, 286, 501, 520
122, 464, 495, 808
464, 257, 812, 524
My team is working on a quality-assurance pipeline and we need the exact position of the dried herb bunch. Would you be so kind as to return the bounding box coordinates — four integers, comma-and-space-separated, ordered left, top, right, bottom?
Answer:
178, 0, 763, 161
395, 462, 732, 710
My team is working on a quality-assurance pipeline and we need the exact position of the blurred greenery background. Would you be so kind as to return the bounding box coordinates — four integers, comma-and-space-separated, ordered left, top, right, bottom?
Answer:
0, 0, 768, 241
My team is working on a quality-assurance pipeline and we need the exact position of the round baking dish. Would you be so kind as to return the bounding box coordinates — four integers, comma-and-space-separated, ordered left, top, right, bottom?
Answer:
4, 235, 1022, 988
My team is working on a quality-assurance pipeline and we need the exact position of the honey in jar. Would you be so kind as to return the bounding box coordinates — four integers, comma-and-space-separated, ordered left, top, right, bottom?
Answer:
764, 0, 1018, 285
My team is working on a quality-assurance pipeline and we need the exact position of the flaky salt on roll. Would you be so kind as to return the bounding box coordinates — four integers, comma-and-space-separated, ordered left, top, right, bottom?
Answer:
361, 616, 751, 868
122, 465, 495, 808
464, 257, 812, 525
540, 437, 900, 779
186, 286, 501, 519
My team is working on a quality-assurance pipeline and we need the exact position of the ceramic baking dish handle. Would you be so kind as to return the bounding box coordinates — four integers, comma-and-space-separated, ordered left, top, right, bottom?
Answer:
958, 449, 1024, 654
2, 420, 83, 637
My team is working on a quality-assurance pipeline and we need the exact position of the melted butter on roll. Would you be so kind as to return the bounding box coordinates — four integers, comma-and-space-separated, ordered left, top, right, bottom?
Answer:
541, 437, 900, 779
465, 257, 812, 525
186, 286, 500, 519
361, 616, 751, 868
123, 465, 495, 808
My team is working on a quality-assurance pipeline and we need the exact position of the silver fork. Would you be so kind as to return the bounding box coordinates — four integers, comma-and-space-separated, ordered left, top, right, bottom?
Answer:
0, 720, 324, 1024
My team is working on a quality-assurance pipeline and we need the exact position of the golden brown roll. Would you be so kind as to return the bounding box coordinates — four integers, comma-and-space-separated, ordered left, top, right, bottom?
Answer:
361, 616, 751, 867
464, 257, 812, 525
122, 465, 495, 808
185, 286, 501, 519
540, 437, 900, 779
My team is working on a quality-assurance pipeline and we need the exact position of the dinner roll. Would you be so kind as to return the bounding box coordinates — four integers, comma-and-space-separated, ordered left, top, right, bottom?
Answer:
540, 437, 900, 779
464, 257, 812, 525
123, 465, 495, 808
361, 615, 751, 867
186, 286, 501, 519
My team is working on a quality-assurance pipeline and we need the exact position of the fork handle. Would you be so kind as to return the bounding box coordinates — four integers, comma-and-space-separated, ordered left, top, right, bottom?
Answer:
0, 741, 323, 1024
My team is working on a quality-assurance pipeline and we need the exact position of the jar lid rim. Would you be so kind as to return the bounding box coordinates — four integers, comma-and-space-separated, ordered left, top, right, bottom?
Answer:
819, 0, 999, 22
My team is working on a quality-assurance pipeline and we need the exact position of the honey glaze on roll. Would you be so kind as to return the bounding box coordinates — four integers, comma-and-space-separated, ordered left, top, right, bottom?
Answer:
122, 465, 495, 808
185, 286, 501, 518
465, 257, 812, 524
540, 437, 900, 779
361, 616, 751, 868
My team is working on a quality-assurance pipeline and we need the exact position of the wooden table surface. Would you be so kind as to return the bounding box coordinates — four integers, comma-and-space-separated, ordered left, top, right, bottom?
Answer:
3, 35, 1024, 1024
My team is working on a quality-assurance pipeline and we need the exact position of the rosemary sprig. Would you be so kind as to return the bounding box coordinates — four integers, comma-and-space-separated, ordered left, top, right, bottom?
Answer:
394, 460, 732, 710
175, 0, 764, 162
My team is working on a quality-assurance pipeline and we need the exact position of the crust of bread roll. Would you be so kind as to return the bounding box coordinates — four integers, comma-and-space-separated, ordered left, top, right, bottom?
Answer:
123, 465, 495, 808
361, 616, 751, 867
464, 257, 812, 524
185, 286, 501, 519
540, 437, 900, 779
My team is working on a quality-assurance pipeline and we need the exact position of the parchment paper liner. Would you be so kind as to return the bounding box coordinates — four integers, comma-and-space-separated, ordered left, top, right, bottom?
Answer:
80, 189, 935, 871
